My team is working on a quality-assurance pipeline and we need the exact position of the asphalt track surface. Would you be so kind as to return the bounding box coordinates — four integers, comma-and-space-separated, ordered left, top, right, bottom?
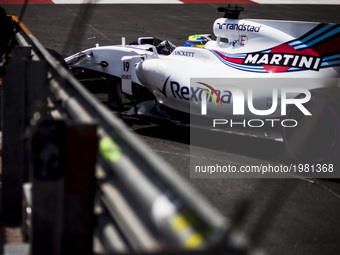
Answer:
3, 3, 340, 255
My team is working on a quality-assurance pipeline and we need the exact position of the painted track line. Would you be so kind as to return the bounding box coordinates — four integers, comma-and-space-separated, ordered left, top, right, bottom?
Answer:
0, 0, 53, 3
254, 0, 340, 4
52, 0, 183, 3
4, 0, 254, 4
1, 0, 340, 4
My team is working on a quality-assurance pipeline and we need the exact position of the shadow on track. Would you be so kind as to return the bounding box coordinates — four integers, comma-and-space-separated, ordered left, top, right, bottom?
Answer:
122, 116, 289, 164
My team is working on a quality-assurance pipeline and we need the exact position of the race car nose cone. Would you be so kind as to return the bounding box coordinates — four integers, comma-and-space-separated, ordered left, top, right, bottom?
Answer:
135, 62, 147, 86
136, 60, 165, 91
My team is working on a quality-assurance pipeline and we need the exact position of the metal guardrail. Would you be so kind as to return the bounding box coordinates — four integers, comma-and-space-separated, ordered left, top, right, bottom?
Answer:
1, 18, 254, 255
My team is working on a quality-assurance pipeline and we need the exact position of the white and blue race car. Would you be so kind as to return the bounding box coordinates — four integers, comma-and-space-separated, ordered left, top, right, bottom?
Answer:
65, 6, 340, 164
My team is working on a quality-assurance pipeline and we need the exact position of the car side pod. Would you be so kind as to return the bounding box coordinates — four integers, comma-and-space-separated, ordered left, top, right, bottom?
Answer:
283, 86, 340, 165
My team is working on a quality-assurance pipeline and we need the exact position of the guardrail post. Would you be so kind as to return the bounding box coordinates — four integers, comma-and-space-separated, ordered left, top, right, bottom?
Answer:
62, 123, 97, 255
25, 60, 48, 183
31, 120, 66, 255
31, 120, 97, 255
2, 46, 31, 224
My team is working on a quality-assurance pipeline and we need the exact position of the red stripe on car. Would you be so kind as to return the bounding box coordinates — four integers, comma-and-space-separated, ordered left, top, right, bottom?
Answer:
0, 0, 53, 4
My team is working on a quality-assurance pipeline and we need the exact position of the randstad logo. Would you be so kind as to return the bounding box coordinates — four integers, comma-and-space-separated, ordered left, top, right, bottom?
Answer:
197, 82, 312, 117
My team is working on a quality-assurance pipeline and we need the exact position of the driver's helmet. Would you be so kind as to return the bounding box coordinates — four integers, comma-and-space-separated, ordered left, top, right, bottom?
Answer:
184, 34, 210, 48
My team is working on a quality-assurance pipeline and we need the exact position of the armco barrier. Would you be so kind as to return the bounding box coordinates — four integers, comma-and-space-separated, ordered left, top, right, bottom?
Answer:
1, 17, 255, 255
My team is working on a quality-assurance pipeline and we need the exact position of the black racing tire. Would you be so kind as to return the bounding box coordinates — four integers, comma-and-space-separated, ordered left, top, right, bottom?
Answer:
282, 88, 340, 164
46, 48, 69, 69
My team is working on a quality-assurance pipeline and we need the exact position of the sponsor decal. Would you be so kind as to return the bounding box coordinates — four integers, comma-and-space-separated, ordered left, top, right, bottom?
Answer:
216, 22, 262, 33
230, 34, 248, 47
211, 23, 340, 73
158, 77, 231, 104
212, 44, 323, 73
172, 50, 195, 57
243, 49, 322, 72
240, 34, 248, 46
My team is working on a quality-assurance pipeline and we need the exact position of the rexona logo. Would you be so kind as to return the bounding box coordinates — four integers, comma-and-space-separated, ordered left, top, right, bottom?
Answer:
197, 82, 222, 115
158, 77, 232, 104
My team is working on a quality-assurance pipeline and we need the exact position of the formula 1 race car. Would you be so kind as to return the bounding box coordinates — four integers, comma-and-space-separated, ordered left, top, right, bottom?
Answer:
65, 6, 340, 164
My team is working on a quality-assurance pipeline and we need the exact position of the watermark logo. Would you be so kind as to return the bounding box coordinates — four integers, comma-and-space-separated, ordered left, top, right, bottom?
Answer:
198, 82, 311, 117
196, 81, 312, 129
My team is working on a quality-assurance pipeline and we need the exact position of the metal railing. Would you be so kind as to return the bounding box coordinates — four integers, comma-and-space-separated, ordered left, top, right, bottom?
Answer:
1, 18, 253, 255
